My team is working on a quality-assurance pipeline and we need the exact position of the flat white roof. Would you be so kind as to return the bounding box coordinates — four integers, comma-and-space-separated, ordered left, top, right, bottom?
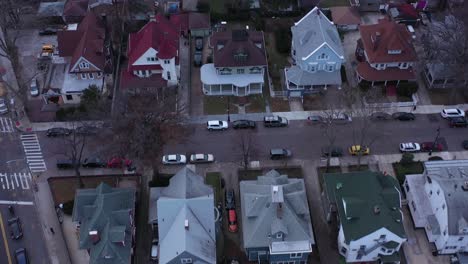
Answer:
270, 240, 312, 254
201, 63, 264, 87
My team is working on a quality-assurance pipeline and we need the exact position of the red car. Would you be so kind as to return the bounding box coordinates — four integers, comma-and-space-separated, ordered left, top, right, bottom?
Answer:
107, 157, 132, 168
421, 142, 444, 152
228, 209, 238, 233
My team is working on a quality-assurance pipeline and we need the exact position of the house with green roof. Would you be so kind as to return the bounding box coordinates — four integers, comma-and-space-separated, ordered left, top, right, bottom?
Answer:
240, 170, 315, 263
322, 171, 406, 263
72, 183, 136, 264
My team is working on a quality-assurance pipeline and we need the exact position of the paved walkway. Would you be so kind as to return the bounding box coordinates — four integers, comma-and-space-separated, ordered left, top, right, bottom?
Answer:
62, 215, 90, 264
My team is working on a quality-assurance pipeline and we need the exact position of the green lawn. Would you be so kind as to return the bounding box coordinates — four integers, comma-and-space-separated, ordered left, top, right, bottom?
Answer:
206, 172, 222, 204
319, 0, 350, 7
245, 94, 266, 113
393, 162, 424, 185
203, 96, 239, 115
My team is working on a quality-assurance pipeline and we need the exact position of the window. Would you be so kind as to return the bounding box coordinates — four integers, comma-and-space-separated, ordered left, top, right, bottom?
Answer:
328, 65, 334, 72
237, 69, 245, 74
167, 72, 171, 80
318, 53, 328, 60
165, 60, 170, 64
81, 73, 87, 79
290, 253, 302, 258
405, 184, 410, 192
437, 190, 440, 195
380, 247, 386, 252
411, 201, 416, 211
79, 62, 89, 69
181, 258, 192, 264
88, 73, 94, 79
97, 72, 102, 78
379, 235, 386, 241
276, 233, 283, 239
429, 190, 432, 196
387, 249, 393, 253
146, 57, 156, 62
401, 62, 408, 68
66, 95, 73, 100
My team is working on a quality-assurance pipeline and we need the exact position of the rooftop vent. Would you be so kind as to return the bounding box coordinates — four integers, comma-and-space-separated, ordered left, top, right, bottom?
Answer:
336, 182, 343, 190
462, 181, 468, 191
373, 205, 381, 215
185, 219, 189, 229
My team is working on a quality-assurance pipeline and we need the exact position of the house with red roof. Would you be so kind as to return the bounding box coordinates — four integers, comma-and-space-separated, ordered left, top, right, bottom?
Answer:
200, 29, 267, 96
123, 14, 180, 90
355, 18, 417, 86
57, 12, 112, 104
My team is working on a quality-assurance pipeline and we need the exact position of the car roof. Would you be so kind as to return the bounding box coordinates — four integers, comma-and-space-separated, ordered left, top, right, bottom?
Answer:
401, 143, 416, 148
270, 149, 285, 154
167, 154, 178, 160
208, 120, 221, 125
194, 154, 204, 159
443, 108, 461, 113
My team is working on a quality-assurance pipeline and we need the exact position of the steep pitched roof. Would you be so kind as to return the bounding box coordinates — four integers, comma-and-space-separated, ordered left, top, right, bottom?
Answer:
330, 6, 361, 26
240, 170, 315, 250
291, 7, 344, 61
57, 12, 108, 72
72, 183, 136, 264
210, 29, 267, 68
128, 13, 180, 65
323, 171, 406, 242
359, 18, 417, 63
155, 167, 216, 263
63, 0, 89, 20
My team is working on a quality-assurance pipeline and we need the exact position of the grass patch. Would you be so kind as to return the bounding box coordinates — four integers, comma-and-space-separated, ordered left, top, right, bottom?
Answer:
274, 167, 303, 178
203, 96, 239, 115
303, 95, 324, 111
319, 0, 350, 7
269, 97, 290, 112
393, 162, 424, 185
206, 172, 222, 204
265, 32, 289, 92
428, 88, 468, 105
238, 169, 263, 181
245, 94, 266, 113
148, 173, 173, 187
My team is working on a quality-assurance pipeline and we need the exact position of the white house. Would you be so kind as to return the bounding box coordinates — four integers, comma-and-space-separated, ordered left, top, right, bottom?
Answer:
323, 171, 407, 263
404, 160, 468, 255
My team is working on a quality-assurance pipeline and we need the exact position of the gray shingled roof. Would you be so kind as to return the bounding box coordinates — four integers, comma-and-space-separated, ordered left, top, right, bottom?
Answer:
423, 160, 468, 235
323, 171, 406, 242
240, 170, 315, 250
153, 167, 216, 264
291, 7, 344, 61
285, 65, 342, 86
72, 183, 135, 264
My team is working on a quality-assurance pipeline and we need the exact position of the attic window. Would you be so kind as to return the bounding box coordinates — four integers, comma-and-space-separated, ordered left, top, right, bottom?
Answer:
79, 62, 90, 69
147, 57, 156, 62
388, 49, 402, 54
317, 53, 328, 60
276, 233, 283, 239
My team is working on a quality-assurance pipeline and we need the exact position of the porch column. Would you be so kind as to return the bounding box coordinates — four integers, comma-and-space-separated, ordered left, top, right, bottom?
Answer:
397, 80, 400, 86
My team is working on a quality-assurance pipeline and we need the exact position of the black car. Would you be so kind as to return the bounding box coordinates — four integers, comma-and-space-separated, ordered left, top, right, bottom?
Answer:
449, 117, 468, 128
270, 148, 292, 159
194, 51, 202, 67
225, 189, 235, 210
56, 159, 74, 169
15, 248, 29, 264
39, 27, 58, 36
46, 127, 72, 137
371, 112, 391, 121
8, 217, 23, 240
463, 140, 468, 150
321, 146, 343, 157
232, 120, 256, 129
392, 112, 415, 121
195, 37, 203, 51
75, 125, 98, 135
82, 157, 107, 168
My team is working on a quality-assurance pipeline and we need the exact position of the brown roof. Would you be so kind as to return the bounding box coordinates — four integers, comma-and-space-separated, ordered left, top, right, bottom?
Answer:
63, 0, 89, 23
356, 62, 416, 82
330, 6, 361, 26
210, 30, 267, 68
359, 18, 417, 63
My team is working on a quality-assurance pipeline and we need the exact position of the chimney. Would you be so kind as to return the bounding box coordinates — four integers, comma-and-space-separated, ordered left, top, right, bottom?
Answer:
373, 205, 381, 215
184, 219, 189, 230
89, 230, 100, 244
372, 32, 381, 51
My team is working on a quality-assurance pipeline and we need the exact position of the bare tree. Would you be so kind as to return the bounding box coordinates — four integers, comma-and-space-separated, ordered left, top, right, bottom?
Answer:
420, 15, 468, 103
237, 130, 257, 171
319, 104, 347, 172
61, 123, 87, 187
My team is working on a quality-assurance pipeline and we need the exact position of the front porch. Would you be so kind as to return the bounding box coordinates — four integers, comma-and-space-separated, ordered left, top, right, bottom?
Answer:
356, 62, 416, 86
202, 83, 263, 96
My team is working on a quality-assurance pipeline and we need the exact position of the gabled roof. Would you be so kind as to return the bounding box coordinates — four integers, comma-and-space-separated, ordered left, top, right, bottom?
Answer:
210, 29, 267, 68
323, 171, 406, 242
240, 170, 315, 250
291, 7, 344, 61
128, 13, 180, 66
57, 12, 108, 72
285, 65, 342, 86
330, 6, 361, 26
72, 183, 136, 264
153, 167, 216, 264
63, 0, 89, 20
359, 18, 417, 63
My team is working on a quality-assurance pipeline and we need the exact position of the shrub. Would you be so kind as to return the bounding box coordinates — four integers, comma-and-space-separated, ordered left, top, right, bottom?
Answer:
275, 29, 291, 54
428, 156, 443, 161
400, 153, 415, 165
359, 82, 371, 92
62, 200, 74, 215
396, 82, 418, 97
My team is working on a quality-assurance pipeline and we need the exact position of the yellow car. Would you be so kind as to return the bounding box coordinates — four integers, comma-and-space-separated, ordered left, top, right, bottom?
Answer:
348, 145, 370, 155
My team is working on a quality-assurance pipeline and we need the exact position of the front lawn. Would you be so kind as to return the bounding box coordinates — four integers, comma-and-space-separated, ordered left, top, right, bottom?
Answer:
393, 162, 424, 185
203, 96, 239, 115
206, 172, 222, 204
245, 94, 266, 113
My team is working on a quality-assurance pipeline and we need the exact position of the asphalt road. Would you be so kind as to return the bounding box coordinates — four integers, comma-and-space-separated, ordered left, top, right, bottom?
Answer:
165, 114, 468, 162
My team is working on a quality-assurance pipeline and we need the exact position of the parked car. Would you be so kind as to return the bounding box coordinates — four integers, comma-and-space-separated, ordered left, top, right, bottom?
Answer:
82, 157, 106, 168
38, 27, 58, 35
56, 159, 74, 169
8, 217, 23, 240
441, 108, 465, 119
108, 157, 133, 168
30, 78, 39, 97
162, 154, 187, 165
227, 209, 238, 233
0, 98, 8, 114
307, 115, 323, 124
150, 238, 159, 261
449, 117, 468, 128
15, 248, 29, 264
232, 120, 256, 129
463, 140, 468, 150
195, 37, 203, 51
75, 125, 98, 135
421, 142, 444, 152
189, 153, 214, 163
270, 148, 292, 160
348, 145, 370, 155
392, 112, 415, 121
225, 189, 235, 210
46, 127, 72, 137
207, 120, 228, 131
330, 113, 352, 123
264, 116, 288, 127
194, 51, 202, 67
321, 146, 343, 157
371, 112, 391, 121
399, 142, 421, 152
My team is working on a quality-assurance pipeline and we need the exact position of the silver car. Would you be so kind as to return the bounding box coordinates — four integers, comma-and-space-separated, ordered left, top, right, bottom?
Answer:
0, 98, 8, 114
189, 154, 214, 163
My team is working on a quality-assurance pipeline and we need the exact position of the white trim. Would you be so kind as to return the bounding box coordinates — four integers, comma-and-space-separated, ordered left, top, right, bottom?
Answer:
70, 57, 101, 72
295, 7, 333, 26
302, 43, 344, 61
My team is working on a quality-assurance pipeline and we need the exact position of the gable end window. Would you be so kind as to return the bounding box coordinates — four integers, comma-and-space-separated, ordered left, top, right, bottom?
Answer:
290, 253, 302, 258
181, 258, 192, 264
79, 62, 90, 69
318, 53, 329, 60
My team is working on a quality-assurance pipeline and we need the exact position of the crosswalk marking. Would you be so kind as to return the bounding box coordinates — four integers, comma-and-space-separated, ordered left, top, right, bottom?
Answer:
0, 117, 14, 133
0, 173, 32, 190
20, 134, 47, 173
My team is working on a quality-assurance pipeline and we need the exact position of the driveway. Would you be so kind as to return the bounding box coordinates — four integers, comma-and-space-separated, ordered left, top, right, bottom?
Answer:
189, 36, 208, 116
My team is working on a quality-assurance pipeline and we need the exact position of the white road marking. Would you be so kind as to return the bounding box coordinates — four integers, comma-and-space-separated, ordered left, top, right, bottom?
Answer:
0, 200, 34, 205
0, 117, 14, 133
20, 134, 47, 173
0, 173, 31, 190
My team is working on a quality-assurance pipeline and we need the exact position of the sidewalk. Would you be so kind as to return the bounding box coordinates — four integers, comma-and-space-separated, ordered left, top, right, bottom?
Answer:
62, 215, 90, 264
33, 181, 72, 264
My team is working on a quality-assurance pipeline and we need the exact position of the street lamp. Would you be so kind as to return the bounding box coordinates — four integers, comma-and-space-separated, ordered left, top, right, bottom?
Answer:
429, 126, 441, 156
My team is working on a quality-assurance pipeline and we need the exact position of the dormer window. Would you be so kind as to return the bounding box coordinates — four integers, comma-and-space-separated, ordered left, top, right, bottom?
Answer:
388, 50, 402, 54
276, 232, 283, 239
79, 62, 90, 69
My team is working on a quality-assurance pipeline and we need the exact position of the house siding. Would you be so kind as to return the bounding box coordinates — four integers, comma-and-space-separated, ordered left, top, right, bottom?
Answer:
246, 247, 270, 262
270, 252, 309, 263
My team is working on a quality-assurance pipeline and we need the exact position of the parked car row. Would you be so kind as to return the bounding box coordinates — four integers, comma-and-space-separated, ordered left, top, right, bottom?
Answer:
162, 153, 215, 165
207, 116, 288, 131
57, 157, 133, 169
6, 206, 29, 264
46, 125, 99, 137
